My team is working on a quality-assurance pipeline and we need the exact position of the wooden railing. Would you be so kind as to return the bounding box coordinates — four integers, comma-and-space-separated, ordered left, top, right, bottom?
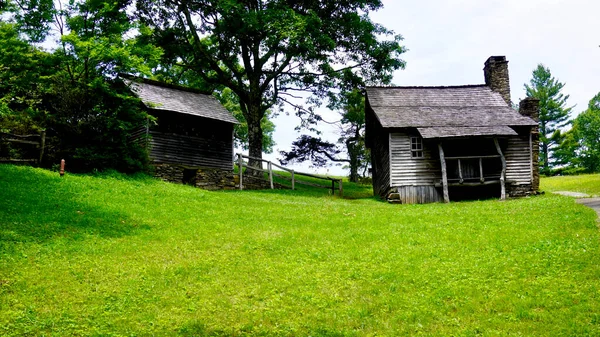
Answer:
0, 130, 46, 165
444, 155, 502, 184
236, 153, 343, 196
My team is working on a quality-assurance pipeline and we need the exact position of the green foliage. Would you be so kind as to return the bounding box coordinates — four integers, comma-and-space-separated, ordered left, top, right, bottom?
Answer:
1, 0, 163, 172
1, 165, 600, 335
215, 88, 276, 154
136, 0, 405, 161
281, 90, 370, 182
555, 92, 600, 173
524, 64, 573, 173
0, 23, 54, 133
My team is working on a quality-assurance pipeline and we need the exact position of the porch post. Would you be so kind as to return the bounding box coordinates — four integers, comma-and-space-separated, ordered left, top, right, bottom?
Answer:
438, 143, 449, 203
494, 138, 506, 200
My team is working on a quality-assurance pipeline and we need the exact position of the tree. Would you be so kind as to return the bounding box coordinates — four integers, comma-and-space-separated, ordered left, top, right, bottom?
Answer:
135, 0, 405, 168
524, 64, 572, 173
555, 92, 600, 173
0, 22, 55, 134
280, 90, 369, 182
4, 0, 162, 171
215, 87, 276, 154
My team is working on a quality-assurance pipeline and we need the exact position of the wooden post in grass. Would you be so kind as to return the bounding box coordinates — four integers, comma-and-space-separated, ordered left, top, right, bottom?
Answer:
59, 159, 65, 177
238, 153, 243, 190
38, 130, 46, 165
494, 138, 506, 200
338, 179, 343, 197
268, 162, 274, 189
438, 143, 449, 203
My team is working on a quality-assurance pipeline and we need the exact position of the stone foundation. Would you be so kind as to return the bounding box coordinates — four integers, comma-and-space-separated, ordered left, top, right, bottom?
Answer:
153, 163, 289, 191
153, 163, 238, 190
239, 175, 287, 190
507, 184, 537, 198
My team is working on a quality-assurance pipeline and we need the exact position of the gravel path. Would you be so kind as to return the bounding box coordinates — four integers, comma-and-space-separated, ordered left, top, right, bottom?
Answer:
552, 191, 600, 219
576, 198, 600, 218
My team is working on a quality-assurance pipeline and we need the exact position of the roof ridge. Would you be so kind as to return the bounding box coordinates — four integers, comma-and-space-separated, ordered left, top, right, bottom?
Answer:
369, 105, 513, 108
366, 84, 489, 89
119, 73, 214, 96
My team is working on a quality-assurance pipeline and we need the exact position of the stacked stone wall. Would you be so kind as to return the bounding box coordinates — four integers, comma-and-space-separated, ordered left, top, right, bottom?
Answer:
484, 56, 511, 105
507, 184, 535, 198
153, 163, 237, 190
153, 163, 289, 191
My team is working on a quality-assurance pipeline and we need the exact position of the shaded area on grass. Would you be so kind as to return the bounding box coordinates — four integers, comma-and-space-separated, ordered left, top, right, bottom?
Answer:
0, 165, 149, 244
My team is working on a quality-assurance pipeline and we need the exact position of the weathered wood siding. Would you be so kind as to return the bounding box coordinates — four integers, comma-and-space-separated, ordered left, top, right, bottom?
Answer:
366, 104, 391, 198
148, 130, 233, 169
140, 110, 234, 170
389, 132, 441, 186
394, 186, 442, 204
505, 135, 532, 185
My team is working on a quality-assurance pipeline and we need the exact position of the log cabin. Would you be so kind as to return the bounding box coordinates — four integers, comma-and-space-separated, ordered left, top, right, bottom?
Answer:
366, 56, 540, 203
123, 75, 239, 189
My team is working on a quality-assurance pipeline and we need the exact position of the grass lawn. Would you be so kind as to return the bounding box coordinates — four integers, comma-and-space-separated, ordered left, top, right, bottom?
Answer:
1, 165, 599, 336
541, 173, 600, 196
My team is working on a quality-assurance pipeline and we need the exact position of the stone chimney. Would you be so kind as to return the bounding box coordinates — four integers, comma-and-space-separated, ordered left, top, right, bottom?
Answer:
518, 97, 539, 122
519, 97, 540, 192
484, 56, 511, 106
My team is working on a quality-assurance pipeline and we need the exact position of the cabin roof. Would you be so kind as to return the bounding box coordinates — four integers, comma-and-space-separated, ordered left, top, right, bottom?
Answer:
123, 76, 239, 124
417, 126, 517, 139
366, 85, 537, 130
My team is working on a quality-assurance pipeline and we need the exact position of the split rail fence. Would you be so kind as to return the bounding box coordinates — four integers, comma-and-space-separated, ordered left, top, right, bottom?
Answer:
236, 153, 343, 196
0, 130, 46, 165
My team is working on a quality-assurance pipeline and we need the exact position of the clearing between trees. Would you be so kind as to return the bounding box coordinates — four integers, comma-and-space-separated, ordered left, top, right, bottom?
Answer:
1, 165, 599, 336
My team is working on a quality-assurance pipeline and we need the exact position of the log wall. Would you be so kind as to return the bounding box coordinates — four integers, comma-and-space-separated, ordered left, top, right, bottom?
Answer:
136, 110, 234, 170
366, 106, 391, 198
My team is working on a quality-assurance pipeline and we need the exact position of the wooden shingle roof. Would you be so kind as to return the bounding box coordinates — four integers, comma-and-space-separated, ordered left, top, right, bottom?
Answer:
366, 85, 536, 130
123, 77, 238, 124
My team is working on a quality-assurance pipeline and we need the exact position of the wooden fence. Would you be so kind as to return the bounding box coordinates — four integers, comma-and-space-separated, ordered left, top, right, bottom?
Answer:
236, 153, 343, 196
0, 130, 46, 165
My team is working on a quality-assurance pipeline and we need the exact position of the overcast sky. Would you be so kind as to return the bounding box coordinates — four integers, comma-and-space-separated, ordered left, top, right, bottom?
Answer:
264, 0, 600, 176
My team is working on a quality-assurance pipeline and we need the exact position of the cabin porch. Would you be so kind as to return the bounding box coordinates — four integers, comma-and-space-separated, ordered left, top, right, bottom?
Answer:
434, 137, 507, 203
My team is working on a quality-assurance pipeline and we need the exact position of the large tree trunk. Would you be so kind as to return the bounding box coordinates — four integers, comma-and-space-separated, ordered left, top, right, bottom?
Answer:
346, 139, 359, 183
541, 142, 549, 173
246, 104, 264, 176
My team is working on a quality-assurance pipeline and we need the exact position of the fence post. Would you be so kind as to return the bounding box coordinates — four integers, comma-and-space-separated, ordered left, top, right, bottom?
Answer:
268, 162, 274, 189
38, 130, 46, 165
238, 153, 243, 190
338, 179, 343, 197
291, 170, 295, 190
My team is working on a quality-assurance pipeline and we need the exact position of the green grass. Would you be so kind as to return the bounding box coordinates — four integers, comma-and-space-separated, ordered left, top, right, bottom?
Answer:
1, 165, 600, 336
541, 173, 600, 196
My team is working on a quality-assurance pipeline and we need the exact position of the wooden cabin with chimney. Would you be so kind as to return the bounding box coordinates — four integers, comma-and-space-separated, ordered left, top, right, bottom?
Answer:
365, 56, 540, 204
124, 76, 240, 190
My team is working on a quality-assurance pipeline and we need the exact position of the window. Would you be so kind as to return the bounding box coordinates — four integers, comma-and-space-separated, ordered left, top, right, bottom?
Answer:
411, 137, 423, 158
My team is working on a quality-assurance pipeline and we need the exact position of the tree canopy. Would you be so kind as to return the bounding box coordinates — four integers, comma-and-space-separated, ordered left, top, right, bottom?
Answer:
555, 92, 600, 173
2, 0, 161, 171
135, 0, 406, 166
524, 64, 572, 173
280, 90, 369, 182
